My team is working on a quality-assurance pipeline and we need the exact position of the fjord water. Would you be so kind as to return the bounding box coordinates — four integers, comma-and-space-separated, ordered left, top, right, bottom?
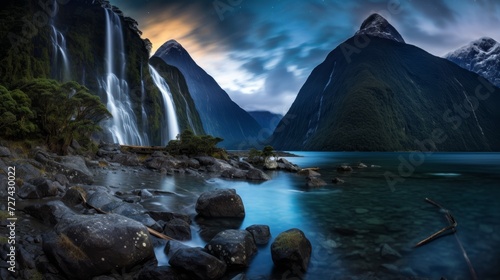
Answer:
95, 152, 500, 279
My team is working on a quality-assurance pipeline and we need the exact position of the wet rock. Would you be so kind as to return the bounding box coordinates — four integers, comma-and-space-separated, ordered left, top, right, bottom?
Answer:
332, 177, 344, 184
246, 168, 271, 181
137, 265, 187, 280
221, 168, 247, 179
238, 161, 254, 170
61, 187, 85, 205
54, 174, 70, 188
33, 150, 93, 184
205, 229, 257, 268
380, 243, 402, 260
42, 214, 154, 280
163, 218, 192, 241
305, 176, 327, 188
297, 169, 321, 177
17, 246, 36, 269
111, 153, 140, 166
187, 158, 201, 169
271, 228, 312, 271
245, 225, 271, 245
139, 189, 153, 198
169, 247, 226, 280
30, 178, 59, 197
164, 240, 192, 259
277, 158, 300, 172
148, 211, 191, 225
336, 165, 353, 173
0, 146, 11, 157
195, 156, 216, 166
14, 162, 42, 182
357, 163, 367, 168
380, 263, 399, 273
195, 189, 245, 218
263, 158, 278, 170
24, 201, 76, 226
86, 190, 121, 209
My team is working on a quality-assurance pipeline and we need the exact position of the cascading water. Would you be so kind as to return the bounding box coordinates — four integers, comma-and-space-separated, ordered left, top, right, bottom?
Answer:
100, 9, 146, 145
148, 65, 180, 144
50, 24, 70, 81
140, 64, 150, 144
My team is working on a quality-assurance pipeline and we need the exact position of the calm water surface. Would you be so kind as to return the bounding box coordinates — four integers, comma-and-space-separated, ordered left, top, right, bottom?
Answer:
94, 152, 500, 279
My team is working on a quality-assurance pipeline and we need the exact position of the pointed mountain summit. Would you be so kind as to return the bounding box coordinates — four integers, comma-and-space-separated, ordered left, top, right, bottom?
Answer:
153, 40, 263, 148
445, 37, 500, 88
270, 17, 500, 151
355, 13, 405, 43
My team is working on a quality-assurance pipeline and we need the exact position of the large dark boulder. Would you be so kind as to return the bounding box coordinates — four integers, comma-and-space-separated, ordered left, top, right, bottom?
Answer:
221, 168, 247, 179
195, 156, 216, 166
137, 265, 188, 280
169, 247, 226, 280
271, 228, 312, 271
42, 214, 154, 280
33, 150, 93, 184
305, 176, 327, 189
18, 178, 59, 199
246, 168, 271, 181
205, 229, 257, 268
110, 153, 140, 166
163, 218, 192, 241
195, 189, 245, 218
245, 224, 271, 245
24, 201, 76, 226
148, 211, 191, 225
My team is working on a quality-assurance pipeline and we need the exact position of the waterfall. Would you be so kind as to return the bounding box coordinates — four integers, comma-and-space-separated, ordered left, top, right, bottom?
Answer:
50, 25, 70, 81
101, 9, 146, 146
148, 65, 180, 144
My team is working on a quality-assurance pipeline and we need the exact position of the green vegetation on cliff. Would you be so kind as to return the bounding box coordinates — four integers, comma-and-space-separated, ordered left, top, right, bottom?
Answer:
166, 130, 225, 157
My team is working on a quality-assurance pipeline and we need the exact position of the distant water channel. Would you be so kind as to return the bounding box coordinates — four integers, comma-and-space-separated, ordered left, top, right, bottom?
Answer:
94, 152, 500, 279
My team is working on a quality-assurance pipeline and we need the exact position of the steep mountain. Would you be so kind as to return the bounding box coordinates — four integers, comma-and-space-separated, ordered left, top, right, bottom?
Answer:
153, 40, 263, 148
355, 13, 405, 43
270, 14, 500, 151
248, 111, 283, 133
445, 37, 500, 88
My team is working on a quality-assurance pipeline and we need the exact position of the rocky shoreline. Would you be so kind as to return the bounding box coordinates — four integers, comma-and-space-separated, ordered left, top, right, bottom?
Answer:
0, 143, 313, 280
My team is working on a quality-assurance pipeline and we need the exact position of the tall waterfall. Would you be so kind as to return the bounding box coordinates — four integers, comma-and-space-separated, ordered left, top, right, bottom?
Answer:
50, 25, 70, 81
148, 65, 180, 144
101, 9, 146, 145
140, 64, 150, 144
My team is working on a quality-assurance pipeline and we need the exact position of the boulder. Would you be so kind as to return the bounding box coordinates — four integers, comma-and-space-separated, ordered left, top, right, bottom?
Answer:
187, 158, 200, 169
0, 146, 11, 157
14, 162, 42, 182
111, 153, 140, 166
337, 165, 353, 173
137, 265, 187, 280
148, 211, 191, 225
332, 177, 345, 184
205, 229, 257, 268
33, 150, 93, 184
357, 162, 367, 169
54, 174, 70, 188
297, 169, 321, 177
263, 157, 278, 170
24, 201, 75, 226
245, 224, 271, 245
86, 190, 121, 209
169, 247, 226, 280
195, 189, 245, 218
271, 228, 312, 271
18, 178, 59, 199
164, 240, 192, 259
195, 156, 216, 166
237, 160, 254, 170
163, 218, 192, 241
42, 214, 154, 280
221, 168, 247, 179
305, 176, 327, 188
277, 158, 300, 172
246, 168, 271, 181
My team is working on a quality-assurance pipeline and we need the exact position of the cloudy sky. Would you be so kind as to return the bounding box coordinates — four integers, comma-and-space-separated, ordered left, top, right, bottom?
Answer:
110, 0, 500, 115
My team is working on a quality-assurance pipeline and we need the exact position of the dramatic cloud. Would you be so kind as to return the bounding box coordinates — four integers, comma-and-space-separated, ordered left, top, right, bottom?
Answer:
110, 0, 500, 115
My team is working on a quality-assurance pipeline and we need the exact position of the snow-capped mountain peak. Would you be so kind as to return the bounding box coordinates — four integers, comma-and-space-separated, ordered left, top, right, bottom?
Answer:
355, 13, 405, 43
445, 37, 500, 88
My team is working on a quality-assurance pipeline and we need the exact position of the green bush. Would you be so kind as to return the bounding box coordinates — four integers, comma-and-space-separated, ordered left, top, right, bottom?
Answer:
166, 129, 224, 157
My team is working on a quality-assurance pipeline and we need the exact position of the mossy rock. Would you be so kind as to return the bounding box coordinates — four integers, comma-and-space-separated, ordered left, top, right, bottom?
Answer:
271, 228, 312, 271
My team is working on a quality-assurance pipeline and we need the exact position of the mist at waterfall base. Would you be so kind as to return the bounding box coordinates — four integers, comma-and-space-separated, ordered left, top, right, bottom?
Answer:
94, 152, 500, 279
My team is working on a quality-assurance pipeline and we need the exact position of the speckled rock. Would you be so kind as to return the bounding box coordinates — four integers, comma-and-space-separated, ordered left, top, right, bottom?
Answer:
205, 229, 257, 268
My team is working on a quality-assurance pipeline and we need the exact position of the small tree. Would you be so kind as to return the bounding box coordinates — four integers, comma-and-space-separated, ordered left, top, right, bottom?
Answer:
166, 129, 224, 157
262, 145, 276, 158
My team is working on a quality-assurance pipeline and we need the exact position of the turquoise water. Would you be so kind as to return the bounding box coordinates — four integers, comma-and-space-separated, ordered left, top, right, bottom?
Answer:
94, 152, 500, 279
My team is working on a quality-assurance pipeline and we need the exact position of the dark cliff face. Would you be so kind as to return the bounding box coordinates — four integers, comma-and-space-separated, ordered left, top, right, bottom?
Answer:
153, 40, 263, 149
270, 35, 500, 151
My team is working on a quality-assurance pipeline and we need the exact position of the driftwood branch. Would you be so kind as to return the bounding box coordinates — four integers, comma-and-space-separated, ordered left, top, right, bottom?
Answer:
79, 192, 174, 241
